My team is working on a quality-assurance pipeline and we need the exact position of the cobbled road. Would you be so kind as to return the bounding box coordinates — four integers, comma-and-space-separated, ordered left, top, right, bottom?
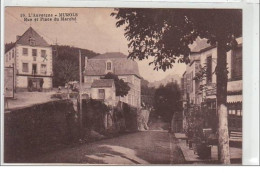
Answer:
28, 118, 185, 165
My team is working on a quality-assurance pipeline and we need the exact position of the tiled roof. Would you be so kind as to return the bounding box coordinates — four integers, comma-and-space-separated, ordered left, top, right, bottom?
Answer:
91, 79, 114, 88
85, 52, 141, 78
16, 27, 50, 47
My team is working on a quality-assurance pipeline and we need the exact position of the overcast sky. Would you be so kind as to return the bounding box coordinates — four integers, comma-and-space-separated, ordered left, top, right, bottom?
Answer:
5, 7, 186, 82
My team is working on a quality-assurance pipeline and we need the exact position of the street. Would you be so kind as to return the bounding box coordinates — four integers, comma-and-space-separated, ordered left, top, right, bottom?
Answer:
28, 118, 185, 165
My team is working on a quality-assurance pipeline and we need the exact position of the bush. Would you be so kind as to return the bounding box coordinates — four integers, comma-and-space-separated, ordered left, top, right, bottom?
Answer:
81, 99, 110, 134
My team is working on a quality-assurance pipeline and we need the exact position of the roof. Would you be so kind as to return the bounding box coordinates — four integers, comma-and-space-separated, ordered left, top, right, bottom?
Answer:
5, 27, 50, 53
189, 38, 215, 53
91, 79, 114, 88
85, 52, 141, 78
16, 27, 50, 47
89, 52, 127, 59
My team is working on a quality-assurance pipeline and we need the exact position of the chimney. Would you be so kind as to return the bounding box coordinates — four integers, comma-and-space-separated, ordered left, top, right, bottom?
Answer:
16, 35, 21, 41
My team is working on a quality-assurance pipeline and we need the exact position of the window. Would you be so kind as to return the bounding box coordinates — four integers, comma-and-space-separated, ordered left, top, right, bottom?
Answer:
29, 37, 35, 46
32, 49, 37, 57
22, 63, 29, 72
32, 64, 37, 74
41, 50, 46, 58
40, 64, 47, 74
207, 56, 212, 83
12, 49, 15, 58
98, 89, 105, 100
237, 110, 241, 116
23, 48, 28, 56
107, 62, 112, 71
231, 47, 242, 80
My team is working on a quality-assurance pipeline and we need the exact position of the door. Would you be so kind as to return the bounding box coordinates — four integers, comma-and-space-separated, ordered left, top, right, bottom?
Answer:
28, 78, 41, 91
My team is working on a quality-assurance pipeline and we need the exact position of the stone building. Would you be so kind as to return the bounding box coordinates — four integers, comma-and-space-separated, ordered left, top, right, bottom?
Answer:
4, 27, 53, 91
83, 52, 141, 108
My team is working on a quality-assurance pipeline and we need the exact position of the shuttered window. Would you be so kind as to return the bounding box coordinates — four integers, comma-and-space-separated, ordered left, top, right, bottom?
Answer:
231, 47, 242, 80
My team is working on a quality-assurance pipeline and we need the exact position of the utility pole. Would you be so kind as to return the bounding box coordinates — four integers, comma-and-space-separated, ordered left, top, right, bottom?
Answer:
79, 50, 83, 136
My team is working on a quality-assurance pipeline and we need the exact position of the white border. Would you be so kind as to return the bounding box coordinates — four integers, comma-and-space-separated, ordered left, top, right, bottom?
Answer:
1, 0, 259, 166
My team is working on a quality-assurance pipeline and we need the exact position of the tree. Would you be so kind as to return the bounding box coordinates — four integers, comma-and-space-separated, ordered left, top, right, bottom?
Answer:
52, 45, 98, 87
154, 82, 182, 121
103, 72, 130, 97
111, 9, 242, 164
141, 77, 155, 108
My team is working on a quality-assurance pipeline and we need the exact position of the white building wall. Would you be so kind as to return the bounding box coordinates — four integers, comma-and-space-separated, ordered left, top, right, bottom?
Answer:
5, 44, 53, 90
4, 47, 16, 67
16, 45, 52, 76
84, 74, 141, 108
91, 86, 116, 106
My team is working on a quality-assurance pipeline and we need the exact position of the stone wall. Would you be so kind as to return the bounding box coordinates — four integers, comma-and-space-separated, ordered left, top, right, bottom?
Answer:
4, 99, 78, 163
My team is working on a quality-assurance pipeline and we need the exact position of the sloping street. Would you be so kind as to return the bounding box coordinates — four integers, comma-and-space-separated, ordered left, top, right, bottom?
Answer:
27, 118, 185, 165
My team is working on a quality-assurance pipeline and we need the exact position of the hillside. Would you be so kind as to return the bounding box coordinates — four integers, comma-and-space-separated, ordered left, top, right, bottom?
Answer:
148, 74, 181, 88
52, 45, 99, 87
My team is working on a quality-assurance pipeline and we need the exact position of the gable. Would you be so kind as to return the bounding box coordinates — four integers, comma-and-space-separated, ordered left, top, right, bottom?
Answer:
16, 27, 50, 47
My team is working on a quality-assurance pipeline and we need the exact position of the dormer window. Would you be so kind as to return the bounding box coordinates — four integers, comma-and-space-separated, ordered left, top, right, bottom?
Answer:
106, 60, 113, 72
29, 37, 36, 46
107, 62, 112, 71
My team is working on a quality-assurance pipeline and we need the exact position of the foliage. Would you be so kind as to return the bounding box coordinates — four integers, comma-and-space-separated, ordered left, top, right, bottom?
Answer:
52, 45, 98, 87
154, 82, 182, 121
82, 99, 111, 132
111, 9, 242, 71
185, 107, 205, 140
141, 77, 155, 108
103, 72, 130, 97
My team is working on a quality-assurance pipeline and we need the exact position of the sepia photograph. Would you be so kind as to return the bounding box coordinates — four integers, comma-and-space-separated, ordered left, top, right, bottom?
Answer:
3, 7, 243, 165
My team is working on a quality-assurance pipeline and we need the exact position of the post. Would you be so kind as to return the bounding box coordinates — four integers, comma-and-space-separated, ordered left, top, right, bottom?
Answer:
79, 50, 83, 136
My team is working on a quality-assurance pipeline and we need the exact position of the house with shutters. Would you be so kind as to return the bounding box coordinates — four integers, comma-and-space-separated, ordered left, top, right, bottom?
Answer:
83, 52, 141, 108
4, 27, 53, 92
181, 37, 242, 133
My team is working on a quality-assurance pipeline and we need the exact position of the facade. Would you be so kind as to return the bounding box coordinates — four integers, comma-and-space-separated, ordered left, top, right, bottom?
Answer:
90, 79, 116, 106
83, 52, 141, 108
181, 38, 242, 132
4, 27, 53, 91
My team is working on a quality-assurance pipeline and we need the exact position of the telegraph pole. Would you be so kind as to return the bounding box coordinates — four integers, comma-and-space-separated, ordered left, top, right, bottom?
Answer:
79, 50, 83, 136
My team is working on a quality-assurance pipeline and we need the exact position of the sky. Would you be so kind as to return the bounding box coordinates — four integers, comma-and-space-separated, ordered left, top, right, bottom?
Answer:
4, 7, 186, 82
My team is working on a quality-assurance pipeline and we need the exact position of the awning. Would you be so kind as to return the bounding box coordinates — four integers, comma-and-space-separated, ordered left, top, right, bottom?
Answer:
227, 95, 242, 103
